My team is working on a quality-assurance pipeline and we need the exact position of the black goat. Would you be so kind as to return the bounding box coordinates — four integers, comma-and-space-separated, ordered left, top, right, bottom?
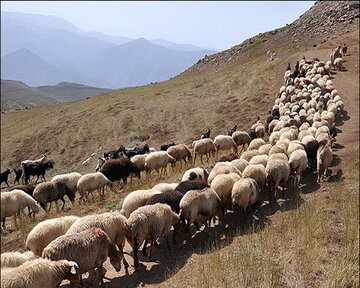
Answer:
247, 128, 257, 140
201, 128, 211, 139
0, 169, 11, 187
226, 124, 237, 136
160, 142, 176, 151
13, 168, 23, 185
175, 179, 210, 195
23, 161, 54, 184
121, 144, 150, 158
99, 158, 141, 184
305, 140, 320, 172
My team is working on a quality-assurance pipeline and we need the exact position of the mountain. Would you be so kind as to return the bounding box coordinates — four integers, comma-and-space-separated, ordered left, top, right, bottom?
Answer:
149, 38, 214, 52
1, 79, 112, 112
1, 11, 215, 88
88, 38, 215, 87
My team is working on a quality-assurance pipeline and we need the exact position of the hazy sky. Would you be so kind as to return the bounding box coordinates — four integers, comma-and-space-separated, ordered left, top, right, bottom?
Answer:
2, 1, 315, 50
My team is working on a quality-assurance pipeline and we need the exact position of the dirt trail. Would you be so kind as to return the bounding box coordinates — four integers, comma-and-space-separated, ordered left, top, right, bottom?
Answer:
59, 34, 359, 288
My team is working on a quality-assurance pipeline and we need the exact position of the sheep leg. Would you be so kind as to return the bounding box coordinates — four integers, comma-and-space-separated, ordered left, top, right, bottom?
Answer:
133, 239, 139, 269
149, 241, 154, 259
98, 264, 105, 286
61, 198, 66, 210
2, 217, 5, 229
42, 175, 46, 182
142, 241, 148, 256
165, 235, 171, 252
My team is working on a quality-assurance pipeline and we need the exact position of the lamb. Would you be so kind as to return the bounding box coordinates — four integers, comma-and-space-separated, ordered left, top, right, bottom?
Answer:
175, 179, 210, 194
145, 151, 176, 178
232, 131, 251, 152
240, 149, 261, 162
160, 142, 176, 151
0, 169, 11, 187
42, 227, 123, 285
192, 138, 216, 163
51, 172, 82, 194
210, 173, 241, 210
26, 215, 80, 256
126, 203, 181, 269
181, 167, 209, 182
76, 172, 115, 203
166, 144, 193, 167
248, 138, 266, 150
1, 251, 37, 268
179, 187, 221, 230
66, 211, 129, 268
241, 164, 266, 187
1, 258, 80, 288
249, 155, 269, 167
231, 178, 260, 213
333, 57, 343, 71
207, 162, 241, 184
13, 168, 23, 185
230, 159, 249, 173
32, 180, 75, 212
213, 135, 238, 155
152, 182, 178, 193
265, 158, 290, 204
120, 189, 162, 218
1, 190, 40, 231
99, 158, 141, 184
23, 161, 54, 184
288, 150, 308, 187
317, 139, 333, 182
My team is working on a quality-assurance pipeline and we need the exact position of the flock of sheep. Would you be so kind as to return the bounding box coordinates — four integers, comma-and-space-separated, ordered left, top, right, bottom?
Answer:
0, 48, 346, 288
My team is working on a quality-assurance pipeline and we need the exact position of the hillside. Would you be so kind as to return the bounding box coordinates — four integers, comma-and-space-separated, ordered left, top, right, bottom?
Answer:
1, 79, 112, 112
0, 2, 359, 287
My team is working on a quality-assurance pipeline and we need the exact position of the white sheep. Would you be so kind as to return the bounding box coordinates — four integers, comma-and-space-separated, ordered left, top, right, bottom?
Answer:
232, 131, 251, 152
181, 167, 209, 182
1, 251, 37, 268
287, 141, 305, 156
145, 151, 176, 178
126, 203, 181, 269
258, 144, 272, 155
317, 140, 333, 182
249, 154, 269, 167
213, 135, 237, 156
288, 150, 308, 187
269, 144, 287, 156
241, 164, 266, 187
1, 258, 80, 288
248, 138, 266, 151
1, 190, 40, 231
231, 178, 260, 213
210, 172, 241, 210
120, 189, 162, 218
255, 125, 266, 139
51, 172, 82, 193
130, 154, 147, 172
230, 159, 249, 173
26, 215, 80, 256
76, 172, 114, 203
192, 138, 216, 164
265, 157, 290, 204
240, 149, 261, 162
207, 162, 241, 184
333, 58, 343, 70
152, 182, 178, 193
166, 144, 193, 167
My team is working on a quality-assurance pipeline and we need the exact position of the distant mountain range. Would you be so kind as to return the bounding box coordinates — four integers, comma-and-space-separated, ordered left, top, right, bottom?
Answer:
1, 11, 216, 88
1, 79, 112, 112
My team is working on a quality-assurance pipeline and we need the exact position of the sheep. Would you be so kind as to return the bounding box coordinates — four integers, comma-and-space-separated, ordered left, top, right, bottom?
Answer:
10, 184, 36, 197
120, 144, 150, 158
317, 139, 333, 182
269, 131, 282, 145
231, 178, 260, 214
1, 190, 40, 231
301, 135, 316, 146
42, 227, 123, 285
1, 251, 37, 268
51, 172, 82, 195
145, 190, 184, 214
152, 182, 178, 193
181, 167, 209, 182
241, 164, 266, 187
76, 172, 115, 203
265, 158, 290, 204
66, 211, 129, 268
145, 151, 176, 178
258, 144, 272, 155
230, 159, 249, 173
207, 162, 241, 184
13, 168, 23, 185
218, 153, 239, 162
175, 179, 210, 194
240, 149, 261, 162
192, 138, 216, 164
99, 158, 141, 184
1, 258, 80, 288
23, 161, 54, 184
333, 58, 343, 71
210, 173, 241, 210
287, 141, 305, 156
248, 138, 266, 151
130, 154, 147, 174
289, 149, 308, 187
21, 155, 48, 176
126, 203, 181, 268
120, 189, 162, 218
249, 155, 269, 167
25, 215, 80, 256
269, 144, 287, 155
179, 187, 221, 231
255, 125, 266, 139
95, 157, 106, 172
232, 131, 252, 152
166, 144, 193, 167
32, 180, 75, 212
200, 128, 211, 139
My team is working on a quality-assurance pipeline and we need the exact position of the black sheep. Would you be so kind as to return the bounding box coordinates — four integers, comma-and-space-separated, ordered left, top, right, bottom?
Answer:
160, 142, 176, 151
99, 158, 140, 184
146, 190, 184, 214
305, 140, 320, 172
175, 179, 210, 195
0, 169, 11, 187
13, 168, 23, 185
247, 128, 257, 140
10, 184, 36, 197
23, 161, 54, 184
